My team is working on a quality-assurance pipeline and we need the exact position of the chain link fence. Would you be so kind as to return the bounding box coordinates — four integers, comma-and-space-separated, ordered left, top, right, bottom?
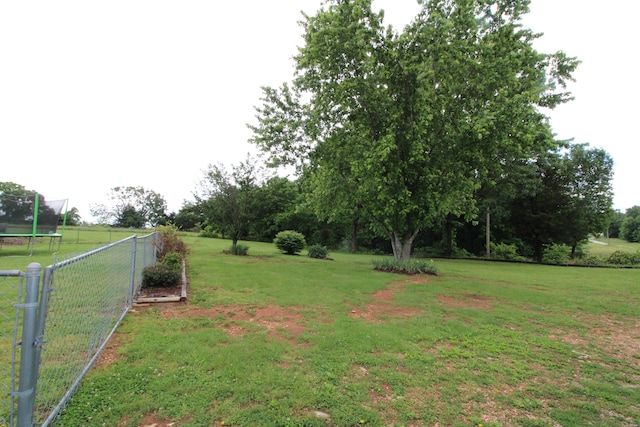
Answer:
0, 233, 157, 426
0, 271, 25, 426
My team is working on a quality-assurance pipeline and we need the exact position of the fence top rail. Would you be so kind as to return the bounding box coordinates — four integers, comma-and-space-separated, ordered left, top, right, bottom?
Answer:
50, 235, 138, 269
0, 270, 24, 277
0, 234, 62, 237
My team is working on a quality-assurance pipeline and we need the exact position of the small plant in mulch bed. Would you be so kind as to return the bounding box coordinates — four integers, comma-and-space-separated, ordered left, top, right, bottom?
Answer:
372, 258, 438, 275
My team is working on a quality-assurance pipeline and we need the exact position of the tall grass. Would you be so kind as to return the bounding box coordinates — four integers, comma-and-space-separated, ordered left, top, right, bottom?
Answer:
46, 237, 640, 426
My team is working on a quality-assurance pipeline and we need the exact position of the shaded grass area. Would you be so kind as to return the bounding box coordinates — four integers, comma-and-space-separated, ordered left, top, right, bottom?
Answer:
55, 237, 640, 426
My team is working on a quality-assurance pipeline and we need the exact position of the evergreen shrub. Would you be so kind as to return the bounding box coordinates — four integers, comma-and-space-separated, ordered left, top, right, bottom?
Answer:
142, 265, 180, 288
161, 252, 182, 271
307, 244, 328, 259
274, 230, 306, 255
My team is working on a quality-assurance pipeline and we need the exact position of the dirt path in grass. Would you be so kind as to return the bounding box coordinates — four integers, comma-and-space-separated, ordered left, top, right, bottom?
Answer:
347, 276, 431, 322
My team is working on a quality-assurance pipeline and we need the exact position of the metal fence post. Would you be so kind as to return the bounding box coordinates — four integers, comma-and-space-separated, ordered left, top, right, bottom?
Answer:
16, 262, 41, 427
34, 266, 54, 385
129, 236, 137, 307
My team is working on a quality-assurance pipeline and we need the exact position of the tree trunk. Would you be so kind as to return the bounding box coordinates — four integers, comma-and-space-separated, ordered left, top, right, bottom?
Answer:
533, 242, 543, 263
389, 229, 420, 262
349, 219, 359, 253
486, 207, 491, 258
443, 214, 454, 257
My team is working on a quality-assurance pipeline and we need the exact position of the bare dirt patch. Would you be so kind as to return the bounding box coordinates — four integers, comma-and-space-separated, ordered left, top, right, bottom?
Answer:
348, 280, 426, 322
134, 411, 181, 427
549, 314, 640, 363
94, 332, 129, 368
436, 294, 496, 310
159, 303, 306, 343
97, 302, 307, 367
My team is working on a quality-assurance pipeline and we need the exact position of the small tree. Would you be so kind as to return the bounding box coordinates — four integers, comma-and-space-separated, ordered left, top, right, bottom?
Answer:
274, 230, 306, 255
196, 155, 267, 251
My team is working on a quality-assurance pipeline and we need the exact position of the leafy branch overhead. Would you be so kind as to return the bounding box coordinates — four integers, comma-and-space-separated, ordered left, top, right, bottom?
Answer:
249, 0, 579, 262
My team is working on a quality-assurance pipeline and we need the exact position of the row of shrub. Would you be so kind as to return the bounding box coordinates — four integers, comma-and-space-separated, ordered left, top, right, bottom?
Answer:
485, 242, 640, 266
141, 226, 188, 289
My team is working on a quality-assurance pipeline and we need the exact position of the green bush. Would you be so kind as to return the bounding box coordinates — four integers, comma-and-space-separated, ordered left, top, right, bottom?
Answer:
576, 255, 605, 266
161, 252, 182, 272
307, 244, 328, 259
372, 258, 438, 275
606, 250, 640, 266
542, 244, 570, 265
199, 225, 219, 238
274, 230, 306, 255
490, 242, 523, 261
413, 243, 470, 258
141, 265, 181, 288
229, 243, 250, 256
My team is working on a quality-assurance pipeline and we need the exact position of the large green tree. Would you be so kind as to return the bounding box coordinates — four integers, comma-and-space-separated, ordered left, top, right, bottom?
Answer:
472, 143, 613, 261
249, 0, 578, 261
620, 206, 640, 243
90, 186, 168, 227
559, 143, 614, 256
247, 176, 299, 242
59, 206, 81, 226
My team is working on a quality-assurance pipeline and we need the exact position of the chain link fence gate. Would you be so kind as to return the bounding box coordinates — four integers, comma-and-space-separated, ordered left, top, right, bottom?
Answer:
0, 233, 157, 426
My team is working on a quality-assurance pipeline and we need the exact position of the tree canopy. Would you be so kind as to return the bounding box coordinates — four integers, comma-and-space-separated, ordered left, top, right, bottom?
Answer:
249, 0, 579, 261
620, 206, 640, 242
90, 186, 168, 227
195, 156, 266, 249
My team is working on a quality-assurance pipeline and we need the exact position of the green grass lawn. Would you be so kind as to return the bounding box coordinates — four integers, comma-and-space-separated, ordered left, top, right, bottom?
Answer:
586, 237, 640, 257
0, 226, 155, 269
38, 237, 640, 426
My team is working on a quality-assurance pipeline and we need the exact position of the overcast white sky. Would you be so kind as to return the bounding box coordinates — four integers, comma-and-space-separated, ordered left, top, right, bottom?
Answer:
1, 0, 637, 222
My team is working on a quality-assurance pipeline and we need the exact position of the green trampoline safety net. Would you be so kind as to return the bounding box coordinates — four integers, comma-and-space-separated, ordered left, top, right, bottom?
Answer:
0, 193, 67, 236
